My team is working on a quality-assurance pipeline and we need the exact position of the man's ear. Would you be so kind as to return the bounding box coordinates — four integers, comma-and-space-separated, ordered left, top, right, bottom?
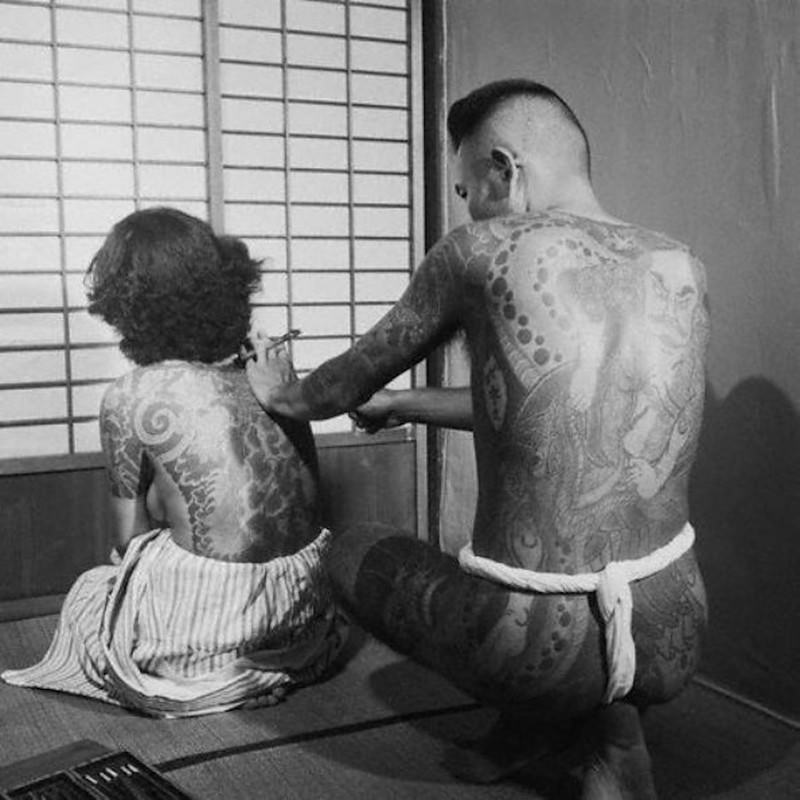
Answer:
490, 146, 526, 210
490, 147, 517, 183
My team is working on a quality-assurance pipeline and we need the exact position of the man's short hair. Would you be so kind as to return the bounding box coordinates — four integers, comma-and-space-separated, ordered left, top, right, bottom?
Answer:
447, 78, 591, 173
86, 207, 261, 365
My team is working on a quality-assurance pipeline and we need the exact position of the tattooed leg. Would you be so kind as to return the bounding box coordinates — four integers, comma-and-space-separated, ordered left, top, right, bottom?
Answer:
326, 525, 582, 784
325, 524, 468, 671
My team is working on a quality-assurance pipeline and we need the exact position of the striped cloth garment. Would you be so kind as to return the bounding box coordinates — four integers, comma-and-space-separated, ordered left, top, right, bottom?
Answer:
1, 528, 348, 718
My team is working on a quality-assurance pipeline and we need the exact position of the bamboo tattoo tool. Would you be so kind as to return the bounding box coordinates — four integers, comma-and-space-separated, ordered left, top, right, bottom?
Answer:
236, 329, 301, 366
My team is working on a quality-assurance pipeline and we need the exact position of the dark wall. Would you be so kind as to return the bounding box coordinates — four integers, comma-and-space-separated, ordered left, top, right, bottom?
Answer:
439, 0, 800, 717
690, 379, 800, 715
0, 438, 418, 622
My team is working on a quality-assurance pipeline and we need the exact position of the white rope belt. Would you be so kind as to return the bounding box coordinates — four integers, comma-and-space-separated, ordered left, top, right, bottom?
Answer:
458, 522, 695, 703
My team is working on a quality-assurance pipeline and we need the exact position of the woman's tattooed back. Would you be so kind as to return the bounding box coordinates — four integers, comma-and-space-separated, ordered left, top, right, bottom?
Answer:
100, 361, 320, 562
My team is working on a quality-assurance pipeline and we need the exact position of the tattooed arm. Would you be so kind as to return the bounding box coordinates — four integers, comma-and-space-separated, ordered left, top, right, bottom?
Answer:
248, 231, 467, 419
99, 377, 153, 554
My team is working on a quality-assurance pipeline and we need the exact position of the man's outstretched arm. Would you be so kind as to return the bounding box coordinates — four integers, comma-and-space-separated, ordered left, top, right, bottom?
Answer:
248, 231, 468, 420
351, 387, 474, 432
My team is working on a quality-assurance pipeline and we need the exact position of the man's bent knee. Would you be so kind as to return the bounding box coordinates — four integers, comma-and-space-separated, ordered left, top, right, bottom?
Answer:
324, 523, 412, 607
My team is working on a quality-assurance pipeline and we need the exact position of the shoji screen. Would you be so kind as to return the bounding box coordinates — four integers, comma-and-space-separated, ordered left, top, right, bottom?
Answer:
0, 0, 208, 460
217, 0, 414, 435
0, 0, 420, 463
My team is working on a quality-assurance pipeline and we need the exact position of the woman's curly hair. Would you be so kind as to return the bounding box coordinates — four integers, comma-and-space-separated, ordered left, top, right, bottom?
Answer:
86, 207, 261, 365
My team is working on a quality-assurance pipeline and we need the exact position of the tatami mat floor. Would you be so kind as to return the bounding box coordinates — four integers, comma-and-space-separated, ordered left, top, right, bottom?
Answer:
0, 615, 797, 799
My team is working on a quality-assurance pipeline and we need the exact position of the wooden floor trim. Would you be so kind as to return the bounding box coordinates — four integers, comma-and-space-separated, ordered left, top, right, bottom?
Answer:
693, 674, 800, 731
155, 701, 482, 774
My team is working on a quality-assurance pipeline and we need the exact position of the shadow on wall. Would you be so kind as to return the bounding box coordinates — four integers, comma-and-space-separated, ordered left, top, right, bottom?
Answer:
690, 376, 800, 719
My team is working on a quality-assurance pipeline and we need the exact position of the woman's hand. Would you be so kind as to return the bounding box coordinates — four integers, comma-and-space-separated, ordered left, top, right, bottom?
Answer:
245, 331, 298, 411
350, 389, 403, 434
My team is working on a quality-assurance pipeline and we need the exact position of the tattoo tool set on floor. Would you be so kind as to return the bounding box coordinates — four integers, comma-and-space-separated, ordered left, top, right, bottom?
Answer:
0, 742, 194, 800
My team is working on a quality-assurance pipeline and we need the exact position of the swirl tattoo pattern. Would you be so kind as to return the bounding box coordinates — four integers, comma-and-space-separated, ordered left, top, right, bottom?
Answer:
100, 363, 319, 562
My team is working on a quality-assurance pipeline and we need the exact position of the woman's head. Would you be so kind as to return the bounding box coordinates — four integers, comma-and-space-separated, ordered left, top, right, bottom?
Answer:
86, 207, 261, 365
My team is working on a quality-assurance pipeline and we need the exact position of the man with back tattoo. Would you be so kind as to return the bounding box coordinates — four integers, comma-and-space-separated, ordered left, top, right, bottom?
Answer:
2, 208, 347, 716
247, 79, 709, 798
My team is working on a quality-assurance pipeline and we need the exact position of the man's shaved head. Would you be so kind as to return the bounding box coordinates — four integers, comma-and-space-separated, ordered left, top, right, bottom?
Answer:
447, 79, 591, 177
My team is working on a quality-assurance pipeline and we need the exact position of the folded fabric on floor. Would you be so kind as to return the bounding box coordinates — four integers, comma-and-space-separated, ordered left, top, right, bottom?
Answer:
1, 527, 348, 718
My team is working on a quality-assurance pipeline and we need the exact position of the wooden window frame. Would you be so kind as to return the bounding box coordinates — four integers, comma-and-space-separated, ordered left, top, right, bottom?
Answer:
0, 0, 427, 542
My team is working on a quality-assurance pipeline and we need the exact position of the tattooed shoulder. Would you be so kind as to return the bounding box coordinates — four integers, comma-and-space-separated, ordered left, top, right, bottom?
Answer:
100, 363, 204, 496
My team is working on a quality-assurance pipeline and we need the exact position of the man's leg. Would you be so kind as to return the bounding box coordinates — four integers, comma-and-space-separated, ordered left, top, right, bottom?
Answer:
327, 526, 660, 793
325, 524, 572, 783
580, 702, 657, 800
326, 523, 502, 699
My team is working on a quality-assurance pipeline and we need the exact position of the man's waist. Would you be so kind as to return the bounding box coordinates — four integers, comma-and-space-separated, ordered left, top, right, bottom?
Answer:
459, 522, 696, 703
460, 523, 695, 594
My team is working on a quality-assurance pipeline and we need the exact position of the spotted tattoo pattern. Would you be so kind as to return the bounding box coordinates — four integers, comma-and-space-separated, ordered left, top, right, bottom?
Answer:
461, 212, 709, 699
100, 362, 319, 562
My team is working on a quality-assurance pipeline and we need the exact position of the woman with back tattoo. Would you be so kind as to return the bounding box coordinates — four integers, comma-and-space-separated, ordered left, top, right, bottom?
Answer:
2, 207, 347, 717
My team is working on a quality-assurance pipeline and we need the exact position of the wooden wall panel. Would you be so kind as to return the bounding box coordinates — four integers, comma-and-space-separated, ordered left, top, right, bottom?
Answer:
0, 469, 111, 603
318, 441, 417, 535
0, 440, 417, 620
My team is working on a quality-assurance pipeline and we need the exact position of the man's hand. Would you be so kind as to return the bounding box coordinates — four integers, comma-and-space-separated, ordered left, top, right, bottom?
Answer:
245, 331, 297, 411
350, 389, 404, 434
351, 387, 475, 432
